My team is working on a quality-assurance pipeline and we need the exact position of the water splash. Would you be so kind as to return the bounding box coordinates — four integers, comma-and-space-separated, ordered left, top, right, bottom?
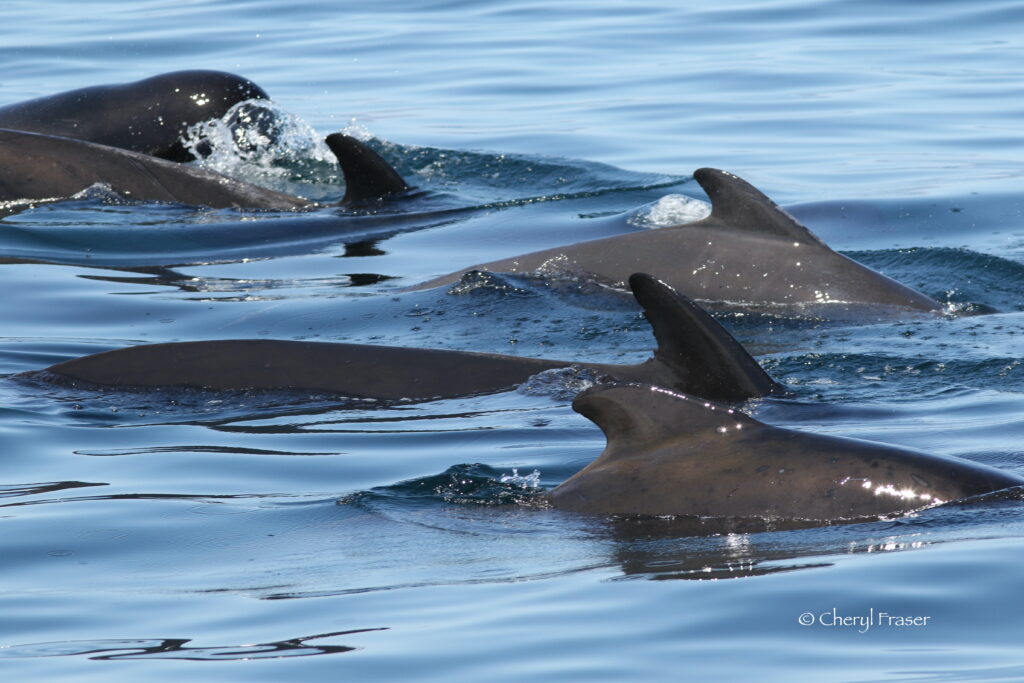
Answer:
446, 269, 538, 297
340, 463, 547, 509
179, 99, 336, 189
627, 194, 711, 228
518, 366, 614, 401
499, 468, 542, 488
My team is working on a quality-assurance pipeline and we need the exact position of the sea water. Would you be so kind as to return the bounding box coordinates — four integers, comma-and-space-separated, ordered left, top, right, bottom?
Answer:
1, 1, 1024, 680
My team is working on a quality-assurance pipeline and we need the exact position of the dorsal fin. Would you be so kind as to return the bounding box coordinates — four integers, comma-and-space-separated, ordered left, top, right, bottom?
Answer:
692, 168, 823, 245
572, 383, 761, 454
629, 273, 782, 401
325, 133, 411, 204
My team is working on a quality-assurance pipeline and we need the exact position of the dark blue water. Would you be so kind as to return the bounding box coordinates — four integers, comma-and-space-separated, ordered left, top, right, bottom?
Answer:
2, 1, 1024, 680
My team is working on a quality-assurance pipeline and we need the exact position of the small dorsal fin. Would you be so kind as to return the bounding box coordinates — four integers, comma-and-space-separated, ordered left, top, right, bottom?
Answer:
572, 383, 761, 454
325, 133, 411, 204
692, 168, 822, 245
629, 273, 782, 401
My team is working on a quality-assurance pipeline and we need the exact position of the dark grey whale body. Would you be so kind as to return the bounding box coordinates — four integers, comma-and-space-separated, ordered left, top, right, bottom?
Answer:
0, 70, 268, 161
548, 383, 1024, 521
35, 274, 780, 403
412, 168, 941, 314
0, 129, 409, 209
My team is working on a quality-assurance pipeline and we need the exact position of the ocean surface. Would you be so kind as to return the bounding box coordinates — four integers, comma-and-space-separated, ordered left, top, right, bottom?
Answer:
2, 1, 1024, 680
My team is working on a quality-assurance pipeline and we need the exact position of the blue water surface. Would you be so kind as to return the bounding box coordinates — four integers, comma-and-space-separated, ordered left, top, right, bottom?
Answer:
2, 1, 1024, 681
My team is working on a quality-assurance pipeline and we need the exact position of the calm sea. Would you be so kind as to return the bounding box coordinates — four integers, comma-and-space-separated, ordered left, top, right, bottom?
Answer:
2, 1, 1024, 681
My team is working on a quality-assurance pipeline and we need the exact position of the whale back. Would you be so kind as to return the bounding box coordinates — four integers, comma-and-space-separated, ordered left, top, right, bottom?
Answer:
0, 70, 269, 161
0, 128, 309, 210
626, 273, 781, 400
552, 383, 1024, 520
570, 383, 760, 456
0, 129, 413, 209
690, 167, 824, 246
35, 274, 781, 403
325, 134, 411, 204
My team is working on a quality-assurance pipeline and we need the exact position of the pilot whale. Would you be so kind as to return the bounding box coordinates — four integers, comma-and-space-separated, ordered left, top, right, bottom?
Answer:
548, 383, 1024, 521
33, 274, 781, 403
0, 70, 270, 161
411, 168, 941, 314
0, 129, 409, 209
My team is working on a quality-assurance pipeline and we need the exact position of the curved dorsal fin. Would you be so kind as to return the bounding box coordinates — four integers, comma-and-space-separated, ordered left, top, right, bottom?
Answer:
572, 383, 761, 455
325, 133, 411, 204
629, 273, 782, 401
692, 168, 822, 245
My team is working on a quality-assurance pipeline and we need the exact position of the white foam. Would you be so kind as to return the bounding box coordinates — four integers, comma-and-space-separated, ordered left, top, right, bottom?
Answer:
628, 194, 711, 229
180, 99, 333, 181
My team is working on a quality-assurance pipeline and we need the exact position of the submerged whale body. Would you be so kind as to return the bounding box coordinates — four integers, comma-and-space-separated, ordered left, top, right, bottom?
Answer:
0, 129, 410, 209
34, 274, 780, 403
412, 168, 942, 314
547, 383, 1024, 521
0, 70, 270, 162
